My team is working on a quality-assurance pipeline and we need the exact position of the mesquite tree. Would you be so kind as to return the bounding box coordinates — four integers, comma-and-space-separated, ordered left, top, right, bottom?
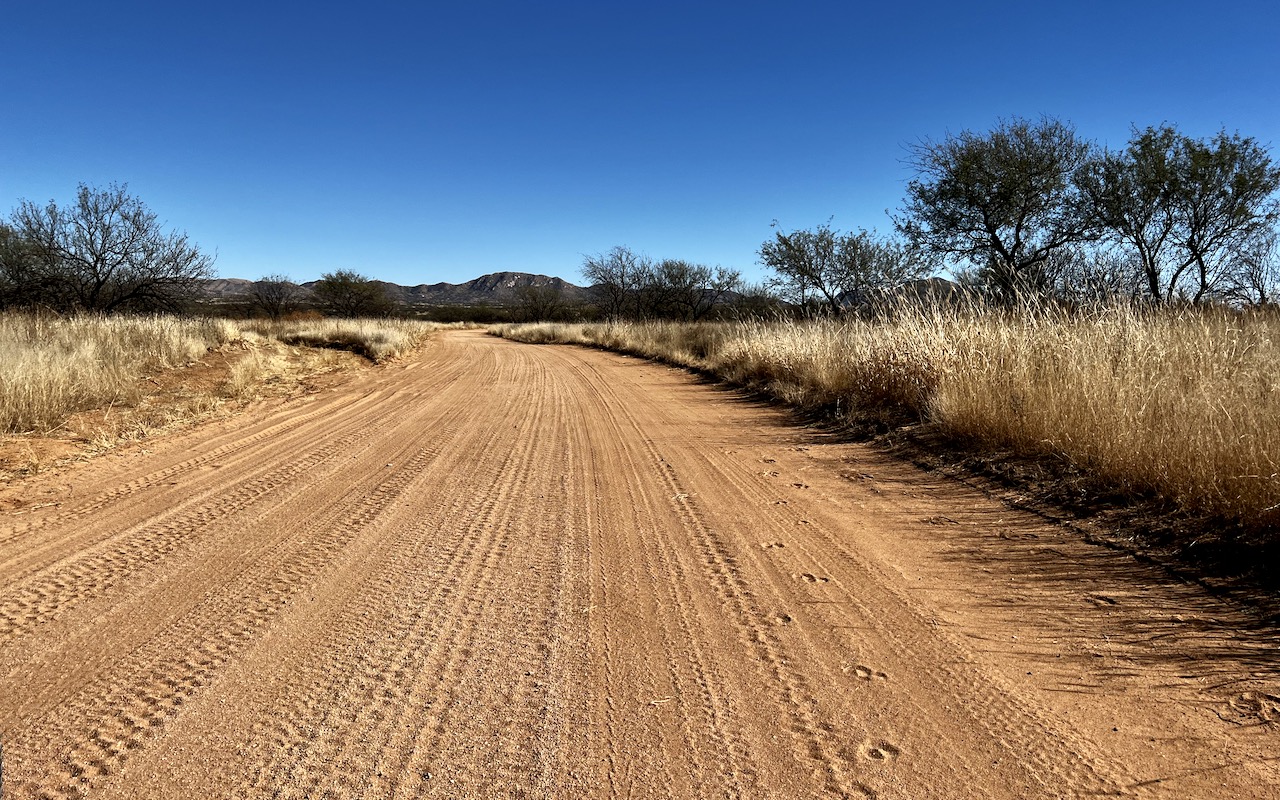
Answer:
1080, 125, 1280, 303
5, 183, 215, 312
759, 222, 932, 315
895, 117, 1097, 303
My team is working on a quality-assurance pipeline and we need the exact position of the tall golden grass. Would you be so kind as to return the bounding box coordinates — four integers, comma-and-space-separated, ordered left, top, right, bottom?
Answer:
0, 314, 451, 435
0, 314, 240, 434
493, 307, 1280, 528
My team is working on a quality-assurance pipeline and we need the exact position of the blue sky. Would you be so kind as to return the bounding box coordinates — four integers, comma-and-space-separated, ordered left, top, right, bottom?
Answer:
2, 1, 1277, 286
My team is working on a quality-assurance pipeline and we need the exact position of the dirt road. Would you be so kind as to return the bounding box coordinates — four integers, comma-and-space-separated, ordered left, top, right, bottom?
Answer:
1, 330, 1277, 799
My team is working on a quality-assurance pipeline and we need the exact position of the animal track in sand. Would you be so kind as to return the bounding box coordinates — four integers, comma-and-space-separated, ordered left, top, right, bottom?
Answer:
864, 740, 901, 761
844, 664, 889, 681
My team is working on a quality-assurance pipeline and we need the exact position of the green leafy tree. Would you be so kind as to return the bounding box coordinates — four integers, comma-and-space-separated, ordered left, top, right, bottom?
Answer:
1171, 130, 1280, 302
1080, 125, 1280, 303
895, 117, 1097, 303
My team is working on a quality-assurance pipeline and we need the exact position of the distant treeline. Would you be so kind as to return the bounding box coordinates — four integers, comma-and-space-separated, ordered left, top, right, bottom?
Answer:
4, 118, 1276, 319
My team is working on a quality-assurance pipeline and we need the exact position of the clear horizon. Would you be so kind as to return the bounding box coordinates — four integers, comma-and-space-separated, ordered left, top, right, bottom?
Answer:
4, 0, 1277, 286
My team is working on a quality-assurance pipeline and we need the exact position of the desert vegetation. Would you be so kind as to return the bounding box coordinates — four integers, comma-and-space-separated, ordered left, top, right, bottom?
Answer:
0, 313, 448, 437
0, 314, 238, 433
493, 305, 1280, 531
0, 183, 215, 313
519, 117, 1280, 535
5, 116, 1279, 529
582, 118, 1279, 320
239, 316, 443, 362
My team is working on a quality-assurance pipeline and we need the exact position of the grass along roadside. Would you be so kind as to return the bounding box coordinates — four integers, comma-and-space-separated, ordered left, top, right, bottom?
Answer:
491, 308, 1280, 536
239, 317, 448, 363
0, 314, 457, 478
0, 314, 240, 435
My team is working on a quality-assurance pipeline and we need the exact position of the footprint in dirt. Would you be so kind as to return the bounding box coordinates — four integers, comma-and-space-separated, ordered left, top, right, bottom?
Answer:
1227, 691, 1280, 724
797, 573, 830, 584
864, 741, 901, 761
844, 664, 889, 681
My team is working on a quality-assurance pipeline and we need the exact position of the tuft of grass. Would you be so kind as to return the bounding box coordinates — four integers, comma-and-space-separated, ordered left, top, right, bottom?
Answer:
493, 306, 1280, 529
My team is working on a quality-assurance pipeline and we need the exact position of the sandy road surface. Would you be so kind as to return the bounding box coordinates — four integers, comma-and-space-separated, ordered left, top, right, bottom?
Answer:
1, 330, 1278, 799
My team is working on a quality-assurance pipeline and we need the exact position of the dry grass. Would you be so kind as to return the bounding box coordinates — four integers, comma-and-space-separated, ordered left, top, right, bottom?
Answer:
0, 313, 453, 438
0, 314, 240, 434
493, 307, 1280, 529
240, 318, 455, 362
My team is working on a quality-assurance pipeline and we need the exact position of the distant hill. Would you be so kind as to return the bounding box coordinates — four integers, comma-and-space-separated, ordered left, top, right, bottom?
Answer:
382, 272, 592, 307
202, 278, 257, 299
202, 272, 591, 308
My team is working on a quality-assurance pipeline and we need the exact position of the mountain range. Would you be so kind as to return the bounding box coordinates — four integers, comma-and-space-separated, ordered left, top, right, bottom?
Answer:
202, 272, 591, 308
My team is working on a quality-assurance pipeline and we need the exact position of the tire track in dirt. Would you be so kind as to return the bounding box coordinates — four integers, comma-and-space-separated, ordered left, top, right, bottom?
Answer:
0, 384, 398, 597
0, 351, 478, 654
0, 385, 389, 549
88, 341, 592, 799
2, 330, 1277, 799
251, 360, 564, 798
644, 425, 1129, 795
560, 353, 897, 797
7, 410, 454, 798
0, 417, 381, 641
691, 447, 1127, 797
0, 355, 481, 797
0, 341, 473, 552
561, 363, 755, 797
532, 343, 1273, 799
